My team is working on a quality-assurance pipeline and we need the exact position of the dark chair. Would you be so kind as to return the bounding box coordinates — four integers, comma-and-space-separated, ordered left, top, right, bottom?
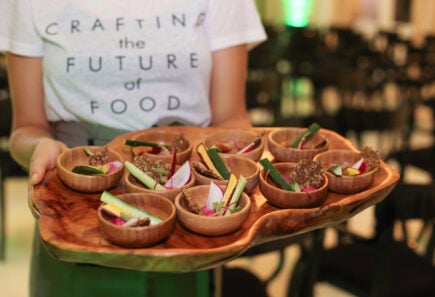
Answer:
248, 25, 288, 73
287, 143, 435, 297
222, 266, 269, 297
308, 68, 435, 297
333, 54, 414, 157
247, 25, 290, 127
302, 90, 435, 296
283, 26, 327, 126
246, 73, 284, 127
224, 232, 318, 297
335, 89, 412, 157
287, 28, 435, 296
314, 181, 435, 297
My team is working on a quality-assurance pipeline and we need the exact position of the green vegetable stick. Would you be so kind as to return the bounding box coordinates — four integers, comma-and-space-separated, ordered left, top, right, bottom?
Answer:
207, 148, 231, 180
124, 139, 169, 149
83, 147, 95, 156
259, 158, 291, 191
100, 191, 162, 224
72, 165, 104, 175
291, 123, 321, 148
225, 175, 248, 215
124, 161, 165, 190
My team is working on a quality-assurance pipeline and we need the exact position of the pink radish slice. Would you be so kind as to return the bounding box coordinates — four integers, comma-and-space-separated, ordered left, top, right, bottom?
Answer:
106, 161, 123, 174
352, 158, 366, 173
164, 161, 191, 189
237, 141, 255, 154
205, 182, 223, 211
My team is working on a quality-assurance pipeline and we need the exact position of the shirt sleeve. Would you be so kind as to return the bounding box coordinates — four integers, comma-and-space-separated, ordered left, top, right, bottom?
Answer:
204, 0, 267, 51
0, 0, 44, 56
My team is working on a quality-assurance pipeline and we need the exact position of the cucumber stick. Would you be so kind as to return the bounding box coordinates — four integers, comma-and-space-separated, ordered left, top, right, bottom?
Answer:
100, 191, 162, 224
72, 165, 104, 175
259, 158, 291, 191
291, 123, 321, 148
124, 139, 169, 149
225, 175, 247, 215
207, 148, 231, 180
124, 161, 165, 190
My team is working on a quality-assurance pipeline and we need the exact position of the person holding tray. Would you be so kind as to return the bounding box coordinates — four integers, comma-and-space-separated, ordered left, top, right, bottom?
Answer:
0, 1, 266, 296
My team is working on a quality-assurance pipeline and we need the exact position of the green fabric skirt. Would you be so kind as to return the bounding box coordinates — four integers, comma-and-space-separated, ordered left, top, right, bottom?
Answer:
30, 225, 212, 297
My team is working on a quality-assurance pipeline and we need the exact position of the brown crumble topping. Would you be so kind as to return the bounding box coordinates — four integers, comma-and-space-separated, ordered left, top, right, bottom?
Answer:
88, 146, 110, 166
125, 217, 151, 227
181, 188, 202, 214
360, 146, 381, 172
133, 155, 169, 182
290, 159, 324, 189
173, 134, 187, 152
192, 162, 224, 180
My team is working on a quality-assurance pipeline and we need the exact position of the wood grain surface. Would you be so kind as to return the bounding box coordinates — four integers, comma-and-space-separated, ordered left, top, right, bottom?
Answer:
30, 126, 400, 272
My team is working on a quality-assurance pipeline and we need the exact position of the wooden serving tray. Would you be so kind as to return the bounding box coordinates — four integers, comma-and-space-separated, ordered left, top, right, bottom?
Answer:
30, 127, 400, 272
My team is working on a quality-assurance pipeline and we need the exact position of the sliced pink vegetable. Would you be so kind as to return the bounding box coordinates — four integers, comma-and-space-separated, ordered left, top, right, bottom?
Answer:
352, 158, 366, 173
110, 217, 126, 226
237, 141, 255, 154
101, 207, 126, 225
167, 147, 177, 180
164, 161, 191, 189
215, 142, 233, 153
297, 139, 305, 150
204, 181, 223, 214
158, 145, 171, 155
106, 160, 123, 174
302, 186, 317, 192
201, 206, 216, 216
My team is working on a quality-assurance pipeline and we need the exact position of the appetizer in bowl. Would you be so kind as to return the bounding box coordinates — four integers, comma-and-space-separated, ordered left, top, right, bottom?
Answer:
175, 176, 251, 236
313, 147, 380, 194
98, 191, 176, 248
125, 130, 192, 165
267, 123, 328, 162
192, 143, 259, 194
123, 154, 195, 202
56, 146, 124, 193
258, 158, 328, 208
203, 129, 264, 162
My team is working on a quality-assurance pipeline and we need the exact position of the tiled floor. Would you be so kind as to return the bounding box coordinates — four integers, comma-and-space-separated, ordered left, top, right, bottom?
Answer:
1, 177, 33, 297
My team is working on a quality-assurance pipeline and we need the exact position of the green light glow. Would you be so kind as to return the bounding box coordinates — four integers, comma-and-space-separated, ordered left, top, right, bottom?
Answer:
284, 0, 313, 27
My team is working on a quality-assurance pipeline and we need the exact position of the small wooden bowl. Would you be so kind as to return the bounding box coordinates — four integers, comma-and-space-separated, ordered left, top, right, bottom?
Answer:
130, 130, 192, 165
56, 146, 124, 193
123, 165, 196, 202
174, 185, 251, 236
98, 193, 176, 248
192, 155, 259, 194
203, 130, 264, 162
267, 127, 328, 162
313, 150, 378, 194
258, 162, 328, 208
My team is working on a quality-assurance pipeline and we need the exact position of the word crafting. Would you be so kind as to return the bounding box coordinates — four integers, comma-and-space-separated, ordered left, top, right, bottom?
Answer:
44, 12, 206, 35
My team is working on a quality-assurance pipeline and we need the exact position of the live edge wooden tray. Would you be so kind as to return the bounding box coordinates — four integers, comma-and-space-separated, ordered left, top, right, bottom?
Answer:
30, 126, 400, 273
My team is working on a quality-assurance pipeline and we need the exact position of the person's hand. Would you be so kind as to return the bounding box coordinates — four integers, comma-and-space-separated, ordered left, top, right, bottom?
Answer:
29, 138, 68, 185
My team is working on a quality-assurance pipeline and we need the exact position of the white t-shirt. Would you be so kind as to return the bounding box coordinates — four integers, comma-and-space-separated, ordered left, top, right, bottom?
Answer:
0, 0, 266, 130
